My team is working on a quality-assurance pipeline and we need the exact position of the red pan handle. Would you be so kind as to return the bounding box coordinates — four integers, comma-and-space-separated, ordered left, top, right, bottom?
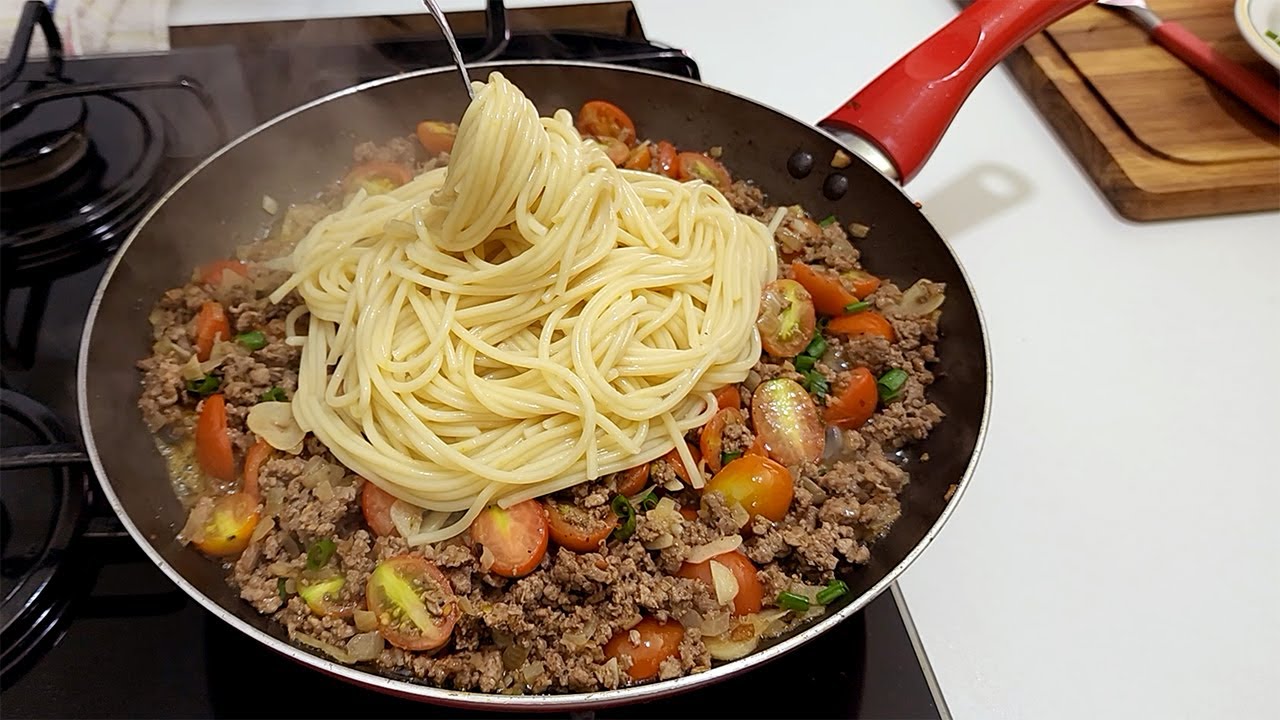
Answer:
821, 0, 1094, 183
1150, 21, 1280, 125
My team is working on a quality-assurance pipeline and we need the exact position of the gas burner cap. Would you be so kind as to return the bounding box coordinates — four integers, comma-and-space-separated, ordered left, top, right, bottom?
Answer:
0, 390, 90, 686
0, 90, 165, 283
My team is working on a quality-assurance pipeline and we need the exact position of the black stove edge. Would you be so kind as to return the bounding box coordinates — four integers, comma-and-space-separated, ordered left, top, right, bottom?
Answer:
892, 583, 951, 720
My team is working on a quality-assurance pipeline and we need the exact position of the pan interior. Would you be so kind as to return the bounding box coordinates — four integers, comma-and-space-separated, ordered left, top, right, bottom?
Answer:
80, 62, 988, 707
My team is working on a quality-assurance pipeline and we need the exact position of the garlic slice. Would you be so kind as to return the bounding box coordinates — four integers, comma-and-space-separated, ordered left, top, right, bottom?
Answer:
247, 401, 306, 450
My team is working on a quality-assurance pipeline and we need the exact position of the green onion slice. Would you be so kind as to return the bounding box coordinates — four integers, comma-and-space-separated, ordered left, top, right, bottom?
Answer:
610, 494, 637, 541
843, 300, 870, 314
236, 330, 267, 350
876, 368, 909, 402
777, 591, 811, 613
306, 538, 337, 570
818, 215, 837, 227
185, 374, 220, 396
816, 579, 849, 605
260, 386, 287, 403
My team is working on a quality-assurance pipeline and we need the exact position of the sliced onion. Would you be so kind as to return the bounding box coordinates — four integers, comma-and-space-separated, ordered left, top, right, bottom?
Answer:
643, 532, 675, 551
686, 535, 743, 564
479, 545, 495, 572
679, 609, 703, 629
709, 560, 740, 607
293, 631, 352, 663
353, 609, 378, 632
179, 354, 206, 382
502, 643, 530, 671
894, 279, 946, 317
703, 609, 791, 661
729, 503, 751, 529
176, 499, 212, 545
313, 479, 334, 502
563, 631, 589, 650
264, 486, 285, 517
703, 627, 759, 661
345, 631, 384, 661
247, 402, 306, 451
390, 500, 423, 538
262, 194, 279, 215
700, 610, 732, 637
249, 515, 275, 544
523, 660, 544, 682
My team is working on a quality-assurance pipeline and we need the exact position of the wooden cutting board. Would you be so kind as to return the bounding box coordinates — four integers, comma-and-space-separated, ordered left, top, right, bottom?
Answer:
999, 0, 1280, 221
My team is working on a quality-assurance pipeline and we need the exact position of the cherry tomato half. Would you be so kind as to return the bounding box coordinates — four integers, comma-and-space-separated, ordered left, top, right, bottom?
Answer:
195, 393, 235, 483
790, 261, 859, 317
298, 576, 353, 617
703, 454, 794, 523
757, 279, 816, 358
604, 617, 685, 681
676, 550, 764, 616
577, 100, 636, 146
656, 141, 678, 178
825, 367, 878, 430
469, 499, 549, 577
193, 492, 260, 557
197, 259, 248, 286
361, 481, 398, 537
751, 378, 825, 467
616, 464, 650, 496
713, 385, 741, 412
623, 142, 652, 170
842, 269, 882, 299
826, 310, 895, 343
194, 300, 231, 362
676, 152, 731, 190
366, 555, 457, 652
700, 407, 746, 474
415, 120, 458, 154
594, 135, 631, 165
545, 498, 617, 552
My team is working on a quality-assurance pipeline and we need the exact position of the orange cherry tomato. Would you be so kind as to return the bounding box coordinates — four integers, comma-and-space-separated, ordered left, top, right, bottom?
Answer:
825, 367, 878, 430
594, 135, 630, 165
197, 259, 248, 286
242, 437, 271, 500
361, 480, 399, 537
545, 498, 616, 552
713, 385, 741, 412
703, 455, 794, 523
342, 161, 413, 193
791, 261, 859, 317
193, 492, 260, 556
751, 378, 825, 467
843, 269, 882, 299
616, 464, 650, 496
827, 311, 895, 343
676, 550, 764, 616
675, 152, 731, 190
366, 555, 458, 652
622, 142, 652, 170
195, 393, 235, 483
469, 500, 549, 578
194, 300, 231, 362
577, 100, 636, 145
757, 279, 816, 358
604, 617, 685, 681
656, 141, 678, 178
415, 120, 458, 154
700, 407, 746, 474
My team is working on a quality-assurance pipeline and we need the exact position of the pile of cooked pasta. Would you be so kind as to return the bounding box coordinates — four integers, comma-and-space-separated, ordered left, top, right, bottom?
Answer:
269, 72, 778, 543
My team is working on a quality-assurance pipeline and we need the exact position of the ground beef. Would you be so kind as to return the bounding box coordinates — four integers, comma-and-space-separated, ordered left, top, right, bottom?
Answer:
140, 133, 946, 695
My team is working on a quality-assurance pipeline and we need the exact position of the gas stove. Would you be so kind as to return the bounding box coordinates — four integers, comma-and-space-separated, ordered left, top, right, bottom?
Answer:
0, 2, 946, 717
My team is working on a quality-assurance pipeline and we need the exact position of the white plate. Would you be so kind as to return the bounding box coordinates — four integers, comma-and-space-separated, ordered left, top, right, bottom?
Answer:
1236, 0, 1280, 70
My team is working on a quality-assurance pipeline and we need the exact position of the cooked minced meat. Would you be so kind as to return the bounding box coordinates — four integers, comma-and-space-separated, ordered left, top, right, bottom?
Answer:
137, 129, 945, 695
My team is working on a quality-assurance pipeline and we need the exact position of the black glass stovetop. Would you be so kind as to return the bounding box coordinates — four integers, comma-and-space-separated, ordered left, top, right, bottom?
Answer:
0, 7, 946, 719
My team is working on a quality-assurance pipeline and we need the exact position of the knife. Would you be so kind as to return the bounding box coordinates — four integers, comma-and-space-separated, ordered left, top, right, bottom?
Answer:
1098, 0, 1279, 125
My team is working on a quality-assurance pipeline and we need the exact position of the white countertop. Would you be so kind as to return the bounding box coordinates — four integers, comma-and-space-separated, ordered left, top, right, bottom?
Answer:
172, 1, 1280, 717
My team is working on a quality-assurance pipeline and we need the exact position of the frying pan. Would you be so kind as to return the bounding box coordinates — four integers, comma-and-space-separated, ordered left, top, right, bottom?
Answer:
77, 0, 1090, 710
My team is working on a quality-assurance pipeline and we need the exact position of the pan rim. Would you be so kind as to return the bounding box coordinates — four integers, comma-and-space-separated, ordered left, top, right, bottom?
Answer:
76, 58, 993, 710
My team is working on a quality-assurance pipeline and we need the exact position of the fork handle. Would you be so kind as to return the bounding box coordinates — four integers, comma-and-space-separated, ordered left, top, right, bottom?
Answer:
1150, 20, 1279, 125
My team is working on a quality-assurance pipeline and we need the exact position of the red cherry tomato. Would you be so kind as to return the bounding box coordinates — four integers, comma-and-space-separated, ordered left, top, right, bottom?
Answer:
577, 100, 636, 145
194, 300, 231, 362
827, 310, 895, 343
757, 279, 816, 358
415, 120, 458, 154
242, 437, 271, 500
676, 151, 731, 190
603, 617, 685, 681
469, 499, 549, 577
545, 498, 617, 552
676, 550, 764, 616
195, 393, 235, 482
366, 555, 457, 651
655, 141, 678, 178
842, 269, 882, 299
361, 481, 399, 537
825, 367, 878, 430
192, 492, 259, 557
751, 378, 825, 467
616, 464, 650, 496
703, 454, 794, 523
791, 261, 859, 317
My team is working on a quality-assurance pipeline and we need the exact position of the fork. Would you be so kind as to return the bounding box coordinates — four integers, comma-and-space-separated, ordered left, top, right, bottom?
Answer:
1098, 0, 1278, 124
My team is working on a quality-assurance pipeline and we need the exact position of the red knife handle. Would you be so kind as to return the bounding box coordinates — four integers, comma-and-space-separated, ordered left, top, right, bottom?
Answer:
821, 0, 1093, 183
1150, 20, 1280, 125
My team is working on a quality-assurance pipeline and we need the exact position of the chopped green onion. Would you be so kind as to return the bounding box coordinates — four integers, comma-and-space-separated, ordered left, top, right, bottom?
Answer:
802, 331, 827, 359
777, 591, 811, 613
818, 215, 837, 227
794, 354, 816, 372
633, 488, 659, 511
843, 300, 871, 314
185, 374, 220, 396
235, 330, 267, 350
876, 368, 909, 402
260, 386, 287, 403
816, 579, 849, 605
721, 451, 743, 466
801, 370, 829, 398
610, 494, 636, 541
306, 538, 337, 570
1267, 29, 1278, 41
277, 577, 288, 599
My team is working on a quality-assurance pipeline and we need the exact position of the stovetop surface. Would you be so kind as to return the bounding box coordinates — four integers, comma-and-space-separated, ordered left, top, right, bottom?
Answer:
0, 14, 944, 719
